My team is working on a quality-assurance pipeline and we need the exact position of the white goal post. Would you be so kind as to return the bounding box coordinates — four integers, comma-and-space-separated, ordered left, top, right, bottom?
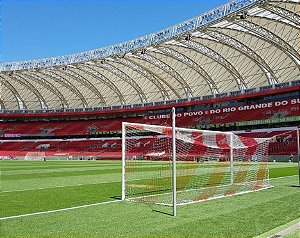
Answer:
122, 109, 272, 216
24, 152, 45, 160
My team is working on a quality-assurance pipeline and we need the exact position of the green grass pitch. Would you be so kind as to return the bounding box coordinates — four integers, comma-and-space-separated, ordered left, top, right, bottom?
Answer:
0, 160, 299, 237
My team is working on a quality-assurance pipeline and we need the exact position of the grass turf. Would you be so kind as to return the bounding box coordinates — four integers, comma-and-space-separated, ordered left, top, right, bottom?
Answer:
0, 160, 299, 237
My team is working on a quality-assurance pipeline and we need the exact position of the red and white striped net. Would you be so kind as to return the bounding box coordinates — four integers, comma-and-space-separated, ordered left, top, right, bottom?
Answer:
124, 123, 271, 206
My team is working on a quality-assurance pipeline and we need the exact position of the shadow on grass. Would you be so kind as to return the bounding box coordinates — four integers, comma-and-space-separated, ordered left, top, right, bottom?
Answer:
290, 185, 300, 188
151, 209, 174, 217
110, 195, 122, 200
110, 194, 175, 216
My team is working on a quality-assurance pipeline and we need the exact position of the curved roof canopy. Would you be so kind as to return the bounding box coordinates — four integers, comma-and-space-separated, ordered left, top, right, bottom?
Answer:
0, 0, 299, 110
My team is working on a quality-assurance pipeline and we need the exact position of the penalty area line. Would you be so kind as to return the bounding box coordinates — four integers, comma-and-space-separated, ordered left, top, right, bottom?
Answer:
0, 200, 122, 221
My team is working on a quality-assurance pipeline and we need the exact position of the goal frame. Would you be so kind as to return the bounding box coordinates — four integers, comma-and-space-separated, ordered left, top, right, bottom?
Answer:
24, 151, 46, 160
121, 108, 270, 216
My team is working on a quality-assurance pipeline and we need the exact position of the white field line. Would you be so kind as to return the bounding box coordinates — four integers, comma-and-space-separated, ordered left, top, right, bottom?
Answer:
268, 222, 300, 238
177, 186, 273, 206
0, 200, 122, 221
128, 183, 274, 206
140, 186, 274, 207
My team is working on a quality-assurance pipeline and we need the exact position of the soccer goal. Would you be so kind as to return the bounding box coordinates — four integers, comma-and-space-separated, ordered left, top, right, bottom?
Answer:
24, 152, 45, 160
122, 109, 272, 216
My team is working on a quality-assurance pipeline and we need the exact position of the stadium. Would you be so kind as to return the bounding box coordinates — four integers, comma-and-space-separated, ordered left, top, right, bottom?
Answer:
0, 0, 299, 237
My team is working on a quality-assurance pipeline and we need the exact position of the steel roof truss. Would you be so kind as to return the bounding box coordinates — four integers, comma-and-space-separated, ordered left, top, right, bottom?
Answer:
132, 53, 193, 98
157, 46, 219, 94
0, 75, 27, 110
77, 65, 126, 105
204, 30, 278, 84
10, 73, 48, 109
95, 62, 147, 103
180, 39, 248, 90
44, 70, 88, 107
23, 71, 69, 109
262, 3, 300, 26
57, 68, 106, 106
117, 57, 171, 100
233, 19, 300, 65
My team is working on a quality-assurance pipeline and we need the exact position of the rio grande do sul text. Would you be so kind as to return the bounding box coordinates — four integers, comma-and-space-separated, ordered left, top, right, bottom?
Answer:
145, 98, 300, 120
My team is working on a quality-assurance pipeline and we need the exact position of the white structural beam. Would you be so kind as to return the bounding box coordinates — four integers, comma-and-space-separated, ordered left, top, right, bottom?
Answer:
156, 46, 219, 94
0, 75, 27, 110
95, 62, 148, 103
203, 30, 278, 84
23, 71, 69, 109
117, 57, 172, 100
58, 67, 107, 106
132, 53, 194, 98
180, 39, 248, 90
77, 64, 126, 105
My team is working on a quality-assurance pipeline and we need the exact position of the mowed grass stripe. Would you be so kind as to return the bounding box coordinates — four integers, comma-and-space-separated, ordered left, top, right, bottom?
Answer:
1, 176, 299, 238
1, 160, 295, 173
1, 165, 122, 176
1, 162, 171, 176
2, 180, 120, 193
269, 166, 299, 178
1, 160, 175, 171
0, 181, 121, 218
1, 168, 122, 181
1, 172, 123, 192
0, 161, 121, 171
1, 161, 297, 183
1, 166, 298, 218
154, 186, 300, 238
0, 160, 119, 165
1, 162, 297, 192
1, 161, 298, 218
1, 164, 204, 181
0, 164, 119, 171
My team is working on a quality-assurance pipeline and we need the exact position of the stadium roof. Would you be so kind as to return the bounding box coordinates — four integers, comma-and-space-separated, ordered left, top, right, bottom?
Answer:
0, 0, 299, 111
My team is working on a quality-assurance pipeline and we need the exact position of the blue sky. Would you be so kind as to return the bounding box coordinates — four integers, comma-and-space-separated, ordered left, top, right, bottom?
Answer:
1, 0, 229, 62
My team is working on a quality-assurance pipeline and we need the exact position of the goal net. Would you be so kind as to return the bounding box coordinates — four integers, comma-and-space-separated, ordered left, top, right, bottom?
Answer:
122, 122, 271, 208
24, 152, 45, 160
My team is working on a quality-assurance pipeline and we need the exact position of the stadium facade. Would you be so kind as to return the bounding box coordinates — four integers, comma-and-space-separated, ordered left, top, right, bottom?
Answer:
0, 0, 299, 160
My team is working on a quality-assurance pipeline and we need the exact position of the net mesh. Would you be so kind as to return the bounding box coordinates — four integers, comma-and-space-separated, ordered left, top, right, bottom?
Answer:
123, 123, 271, 206
24, 152, 45, 160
